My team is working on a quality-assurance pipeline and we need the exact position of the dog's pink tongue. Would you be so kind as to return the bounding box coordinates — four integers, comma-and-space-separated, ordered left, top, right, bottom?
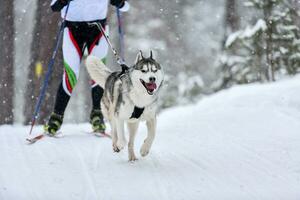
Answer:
146, 83, 157, 90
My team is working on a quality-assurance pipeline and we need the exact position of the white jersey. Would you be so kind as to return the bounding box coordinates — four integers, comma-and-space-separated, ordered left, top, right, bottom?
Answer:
51, 0, 110, 22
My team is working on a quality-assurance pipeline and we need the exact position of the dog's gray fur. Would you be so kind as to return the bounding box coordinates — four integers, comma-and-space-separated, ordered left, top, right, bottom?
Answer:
86, 51, 164, 161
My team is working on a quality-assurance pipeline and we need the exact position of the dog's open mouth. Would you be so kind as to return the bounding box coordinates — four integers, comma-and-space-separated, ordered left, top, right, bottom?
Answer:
140, 79, 157, 95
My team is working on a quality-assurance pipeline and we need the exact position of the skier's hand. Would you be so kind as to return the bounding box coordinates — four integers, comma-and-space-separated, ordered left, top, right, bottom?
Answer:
110, 0, 124, 7
60, 0, 73, 6
110, 0, 130, 12
51, 0, 72, 12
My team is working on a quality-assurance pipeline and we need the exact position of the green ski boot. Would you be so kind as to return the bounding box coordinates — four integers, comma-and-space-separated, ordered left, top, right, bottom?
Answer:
44, 112, 63, 136
90, 109, 106, 133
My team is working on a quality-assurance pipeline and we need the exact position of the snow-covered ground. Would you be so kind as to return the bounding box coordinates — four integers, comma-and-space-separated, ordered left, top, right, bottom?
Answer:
1, 76, 300, 200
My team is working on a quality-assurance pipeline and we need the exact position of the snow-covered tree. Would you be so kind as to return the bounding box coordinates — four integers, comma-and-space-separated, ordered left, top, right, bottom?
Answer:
217, 0, 300, 89
271, 3, 300, 75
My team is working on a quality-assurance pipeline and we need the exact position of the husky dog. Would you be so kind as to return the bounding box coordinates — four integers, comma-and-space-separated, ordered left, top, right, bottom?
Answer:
85, 51, 164, 161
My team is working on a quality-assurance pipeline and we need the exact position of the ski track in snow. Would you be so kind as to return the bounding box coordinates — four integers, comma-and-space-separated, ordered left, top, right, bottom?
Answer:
1, 76, 300, 199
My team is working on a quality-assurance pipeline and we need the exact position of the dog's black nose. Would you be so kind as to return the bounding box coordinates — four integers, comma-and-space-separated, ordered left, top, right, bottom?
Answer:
149, 77, 156, 82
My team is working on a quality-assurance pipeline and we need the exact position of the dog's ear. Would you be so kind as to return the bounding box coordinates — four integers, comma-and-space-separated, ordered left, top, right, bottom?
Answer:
150, 50, 154, 59
135, 50, 144, 63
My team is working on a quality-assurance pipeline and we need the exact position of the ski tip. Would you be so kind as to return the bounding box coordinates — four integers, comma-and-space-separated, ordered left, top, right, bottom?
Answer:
94, 132, 112, 138
26, 134, 45, 144
26, 138, 37, 144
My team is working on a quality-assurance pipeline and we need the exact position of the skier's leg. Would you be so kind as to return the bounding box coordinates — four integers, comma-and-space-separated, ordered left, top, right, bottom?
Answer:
88, 26, 108, 59
45, 27, 83, 135
87, 24, 108, 132
61, 27, 83, 96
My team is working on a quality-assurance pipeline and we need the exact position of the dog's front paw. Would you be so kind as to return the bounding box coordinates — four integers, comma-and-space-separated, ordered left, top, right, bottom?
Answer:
128, 147, 138, 162
128, 153, 138, 162
113, 142, 121, 152
116, 139, 126, 151
140, 144, 150, 157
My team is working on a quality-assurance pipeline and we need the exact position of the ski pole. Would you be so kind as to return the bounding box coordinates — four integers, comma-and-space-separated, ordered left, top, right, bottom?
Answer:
28, 2, 71, 135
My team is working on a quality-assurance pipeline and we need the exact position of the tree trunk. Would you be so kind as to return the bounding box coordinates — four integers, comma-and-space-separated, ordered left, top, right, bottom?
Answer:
225, 0, 239, 31
263, 1, 274, 81
223, 0, 239, 48
24, 3, 63, 124
219, 0, 240, 88
0, 1, 14, 124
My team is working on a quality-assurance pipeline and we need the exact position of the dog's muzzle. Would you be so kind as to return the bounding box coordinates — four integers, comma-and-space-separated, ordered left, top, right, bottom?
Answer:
140, 79, 157, 95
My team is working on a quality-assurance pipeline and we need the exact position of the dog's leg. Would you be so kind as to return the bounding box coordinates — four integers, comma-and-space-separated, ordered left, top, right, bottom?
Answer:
127, 122, 139, 162
111, 119, 119, 152
116, 119, 127, 151
140, 117, 156, 157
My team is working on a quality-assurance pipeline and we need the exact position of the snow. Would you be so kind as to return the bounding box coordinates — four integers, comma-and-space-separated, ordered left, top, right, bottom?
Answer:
1, 76, 300, 199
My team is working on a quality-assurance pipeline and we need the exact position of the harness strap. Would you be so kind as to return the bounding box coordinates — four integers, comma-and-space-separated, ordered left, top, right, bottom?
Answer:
130, 106, 145, 119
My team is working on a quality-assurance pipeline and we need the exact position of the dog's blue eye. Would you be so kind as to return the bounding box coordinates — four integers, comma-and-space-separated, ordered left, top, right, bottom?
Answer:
141, 70, 147, 73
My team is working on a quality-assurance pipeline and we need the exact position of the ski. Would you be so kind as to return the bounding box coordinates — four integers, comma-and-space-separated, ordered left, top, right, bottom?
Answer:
94, 132, 112, 138
84, 131, 112, 139
27, 131, 110, 144
26, 134, 45, 144
26, 132, 63, 144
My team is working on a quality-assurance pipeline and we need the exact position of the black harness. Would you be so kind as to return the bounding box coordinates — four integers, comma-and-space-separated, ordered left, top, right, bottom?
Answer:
130, 106, 145, 119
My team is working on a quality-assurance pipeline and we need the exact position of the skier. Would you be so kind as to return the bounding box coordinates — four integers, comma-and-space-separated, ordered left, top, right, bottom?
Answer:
45, 0, 130, 135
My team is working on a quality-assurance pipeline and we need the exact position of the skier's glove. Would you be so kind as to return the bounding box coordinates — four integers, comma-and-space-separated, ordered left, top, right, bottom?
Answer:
110, 0, 124, 7
110, 0, 130, 12
51, 0, 72, 12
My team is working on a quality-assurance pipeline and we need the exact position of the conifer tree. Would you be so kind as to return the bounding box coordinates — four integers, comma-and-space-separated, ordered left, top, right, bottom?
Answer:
218, 0, 300, 88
